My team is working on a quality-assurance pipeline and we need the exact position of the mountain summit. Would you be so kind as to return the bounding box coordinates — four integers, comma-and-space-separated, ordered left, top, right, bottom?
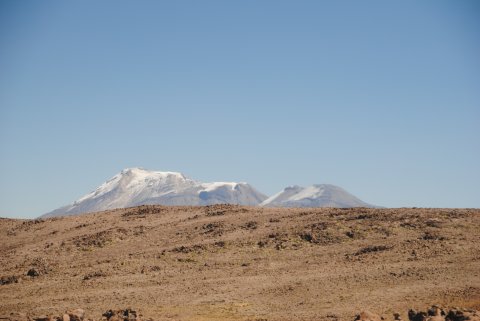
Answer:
42, 168, 267, 217
260, 184, 375, 208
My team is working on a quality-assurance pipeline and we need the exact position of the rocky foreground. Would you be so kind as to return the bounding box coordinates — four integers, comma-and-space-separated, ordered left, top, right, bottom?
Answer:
1, 206, 479, 320
3, 306, 480, 321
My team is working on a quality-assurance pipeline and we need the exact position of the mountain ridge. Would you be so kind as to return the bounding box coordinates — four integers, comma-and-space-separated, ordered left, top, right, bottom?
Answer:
42, 168, 267, 218
42, 168, 378, 217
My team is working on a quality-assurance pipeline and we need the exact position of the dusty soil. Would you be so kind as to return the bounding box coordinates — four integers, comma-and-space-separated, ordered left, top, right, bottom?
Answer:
1, 206, 479, 321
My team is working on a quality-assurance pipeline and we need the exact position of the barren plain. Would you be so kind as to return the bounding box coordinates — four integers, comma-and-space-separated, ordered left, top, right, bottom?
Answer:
1, 205, 479, 321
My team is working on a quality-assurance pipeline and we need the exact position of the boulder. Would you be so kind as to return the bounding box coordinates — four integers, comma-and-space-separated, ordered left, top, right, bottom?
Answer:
27, 269, 39, 278
102, 309, 138, 321
447, 309, 480, 321
427, 306, 445, 321
409, 310, 428, 321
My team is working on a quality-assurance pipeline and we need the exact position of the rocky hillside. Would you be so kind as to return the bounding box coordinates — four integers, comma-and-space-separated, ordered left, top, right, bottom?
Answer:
1, 206, 479, 321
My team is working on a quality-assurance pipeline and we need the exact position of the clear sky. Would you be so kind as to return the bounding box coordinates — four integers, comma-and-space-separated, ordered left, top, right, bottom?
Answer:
1, 1, 479, 218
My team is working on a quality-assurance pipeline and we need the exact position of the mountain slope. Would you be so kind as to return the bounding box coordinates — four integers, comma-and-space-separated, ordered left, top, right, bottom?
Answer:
3, 206, 479, 320
42, 168, 267, 217
260, 184, 376, 208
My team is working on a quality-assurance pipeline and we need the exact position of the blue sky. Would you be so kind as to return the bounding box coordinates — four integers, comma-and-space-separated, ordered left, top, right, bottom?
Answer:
1, 1, 479, 218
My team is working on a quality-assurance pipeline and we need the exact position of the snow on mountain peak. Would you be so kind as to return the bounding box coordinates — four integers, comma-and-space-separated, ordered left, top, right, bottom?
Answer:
200, 182, 245, 192
261, 184, 375, 208
289, 184, 337, 201
42, 169, 267, 217
120, 167, 188, 180
41, 168, 378, 218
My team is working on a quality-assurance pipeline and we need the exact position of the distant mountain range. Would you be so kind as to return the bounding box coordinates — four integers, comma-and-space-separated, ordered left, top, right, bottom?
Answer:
41, 168, 377, 217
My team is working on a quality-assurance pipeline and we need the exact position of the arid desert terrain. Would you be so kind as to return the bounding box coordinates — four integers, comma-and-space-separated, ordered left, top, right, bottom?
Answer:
1, 206, 479, 321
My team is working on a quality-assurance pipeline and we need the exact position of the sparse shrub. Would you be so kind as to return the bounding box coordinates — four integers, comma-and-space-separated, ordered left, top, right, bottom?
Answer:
241, 221, 258, 230
83, 271, 106, 280
421, 231, 446, 241
354, 245, 392, 256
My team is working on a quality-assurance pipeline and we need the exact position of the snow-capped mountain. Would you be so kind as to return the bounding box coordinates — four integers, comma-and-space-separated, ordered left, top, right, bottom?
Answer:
42, 168, 267, 217
260, 184, 375, 208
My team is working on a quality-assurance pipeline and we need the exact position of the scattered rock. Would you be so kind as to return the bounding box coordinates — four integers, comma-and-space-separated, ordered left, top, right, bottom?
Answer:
354, 307, 479, 321
1, 308, 145, 321
122, 205, 164, 219
299, 232, 314, 243
257, 240, 267, 248
72, 230, 114, 249
82, 271, 106, 281
205, 209, 226, 217
298, 227, 346, 245
201, 222, 224, 236
171, 244, 205, 253
0, 275, 18, 285
27, 268, 39, 278
241, 221, 258, 230
409, 309, 428, 321
406, 307, 480, 321
204, 204, 248, 217
446, 309, 480, 321
102, 309, 138, 321
427, 306, 445, 321
27, 257, 51, 276
354, 245, 392, 256
422, 231, 446, 241
149, 265, 161, 272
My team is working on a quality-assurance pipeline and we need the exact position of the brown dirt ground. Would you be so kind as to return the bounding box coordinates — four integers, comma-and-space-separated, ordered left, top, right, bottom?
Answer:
1, 206, 479, 321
